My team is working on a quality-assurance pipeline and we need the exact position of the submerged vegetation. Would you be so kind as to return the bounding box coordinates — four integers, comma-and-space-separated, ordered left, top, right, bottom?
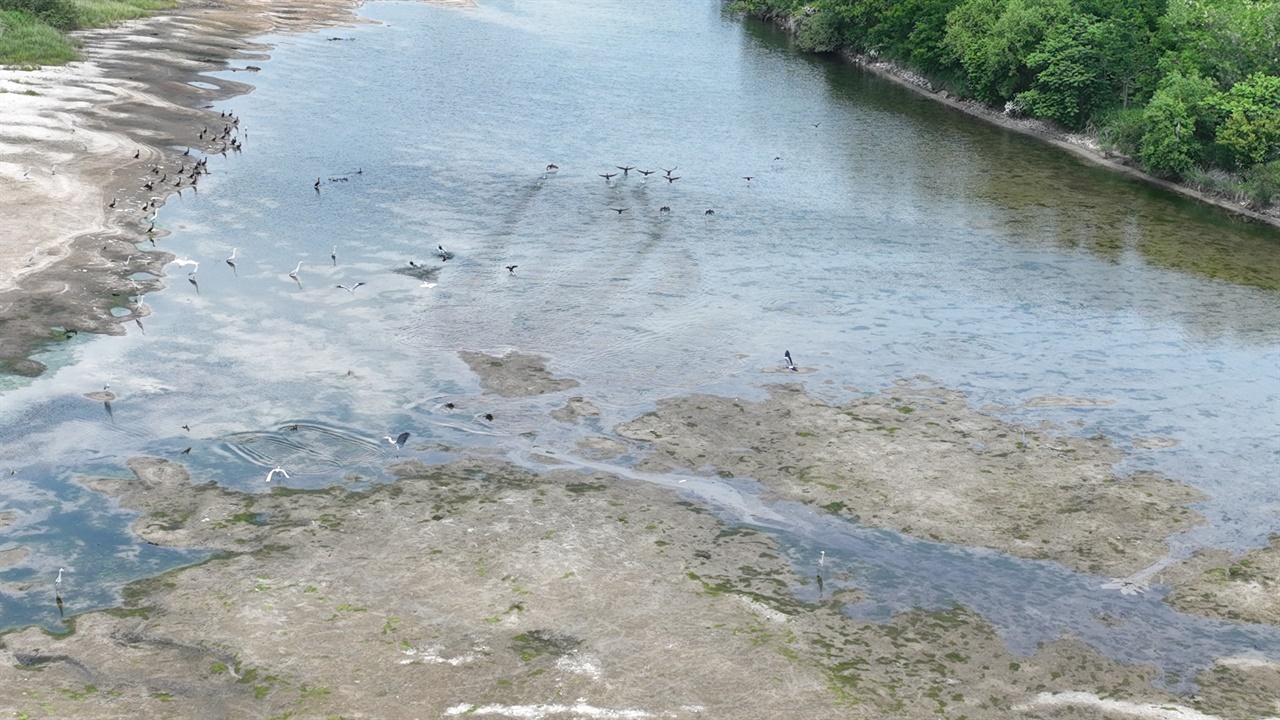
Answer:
734, 0, 1280, 208
0, 0, 175, 65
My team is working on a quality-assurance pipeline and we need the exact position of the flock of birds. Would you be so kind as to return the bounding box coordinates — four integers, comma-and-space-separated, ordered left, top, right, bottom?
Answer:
94, 116, 803, 515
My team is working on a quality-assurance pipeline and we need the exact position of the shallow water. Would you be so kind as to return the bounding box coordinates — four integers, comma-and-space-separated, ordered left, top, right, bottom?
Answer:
1, 0, 1278, 684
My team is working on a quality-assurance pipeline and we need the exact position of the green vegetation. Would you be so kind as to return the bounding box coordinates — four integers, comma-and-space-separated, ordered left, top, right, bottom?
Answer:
734, 0, 1280, 207
0, 0, 176, 65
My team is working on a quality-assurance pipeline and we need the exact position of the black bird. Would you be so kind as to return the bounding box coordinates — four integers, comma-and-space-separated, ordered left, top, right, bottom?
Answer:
665, 176, 681, 184
784, 350, 798, 371
483, 413, 494, 422
812, 122, 821, 128
445, 402, 455, 410
182, 424, 190, 431
598, 172, 616, 182
743, 176, 754, 183
133, 149, 140, 159
615, 165, 634, 176
314, 177, 321, 191
661, 167, 677, 176
506, 265, 518, 274
704, 209, 715, 216
331, 246, 337, 266
181, 447, 191, 455
108, 198, 116, 208
611, 207, 629, 214
816, 573, 824, 597
659, 206, 670, 214
384, 431, 410, 450
545, 163, 559, 172
638, 169, 655, 177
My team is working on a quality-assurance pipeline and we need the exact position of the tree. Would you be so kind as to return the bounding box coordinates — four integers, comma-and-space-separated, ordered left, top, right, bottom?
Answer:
943, 0, 1072, 104
1138, 71, 1219, 177
1209, 73, 1280, 167
1016, 14, 1108, 128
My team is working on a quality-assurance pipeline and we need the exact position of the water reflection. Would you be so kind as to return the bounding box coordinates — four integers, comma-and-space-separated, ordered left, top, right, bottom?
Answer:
0, 0, 1277, 686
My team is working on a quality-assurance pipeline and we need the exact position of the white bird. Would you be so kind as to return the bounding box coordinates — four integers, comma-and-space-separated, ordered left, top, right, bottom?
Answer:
55, 567, 64, 590
336, 282, 365, 294
226, 248, 238, 267
784, 350, 798, 372
265, 466, 289, 483
172, 258, 199, 271
819, 550, 825, 567
419, 281, 437, 289
288, 261, 302, 285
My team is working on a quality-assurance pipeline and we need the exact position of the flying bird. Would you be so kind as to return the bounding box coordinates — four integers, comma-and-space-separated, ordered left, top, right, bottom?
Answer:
384, 431, 410, 450
615, 165, 634, 176
336, 282, 366, 294
611, 207, 629, 214
665, 176, 681, 183
598, 172, 617, 182
506, 265, 518, 274
265, 466, 289, 483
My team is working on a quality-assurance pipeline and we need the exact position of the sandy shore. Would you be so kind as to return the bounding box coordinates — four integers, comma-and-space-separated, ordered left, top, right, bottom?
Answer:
0, 0, 377, 375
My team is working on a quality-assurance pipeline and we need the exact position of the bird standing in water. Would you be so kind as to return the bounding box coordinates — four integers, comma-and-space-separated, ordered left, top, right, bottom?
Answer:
784, 350, 798, 371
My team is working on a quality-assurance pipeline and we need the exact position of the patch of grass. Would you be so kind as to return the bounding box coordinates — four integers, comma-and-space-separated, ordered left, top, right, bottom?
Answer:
70, 0, 176, 28
0, 11, 77, 65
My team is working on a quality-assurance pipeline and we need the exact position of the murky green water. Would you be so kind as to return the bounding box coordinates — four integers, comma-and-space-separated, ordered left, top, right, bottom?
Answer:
1, 0, 1278, 685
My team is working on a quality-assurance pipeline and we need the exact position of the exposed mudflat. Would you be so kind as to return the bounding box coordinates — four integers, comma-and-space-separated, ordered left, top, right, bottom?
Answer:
2, 354, 1279, 717
460, 350, 582, 397
615, 380, 1205, 578
1160, 538, 1280, 626
0, 451, 1270, 719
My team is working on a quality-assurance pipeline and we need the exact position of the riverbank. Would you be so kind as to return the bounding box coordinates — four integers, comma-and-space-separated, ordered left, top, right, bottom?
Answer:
0, 0, 384, 377
837, 54, 1280, 232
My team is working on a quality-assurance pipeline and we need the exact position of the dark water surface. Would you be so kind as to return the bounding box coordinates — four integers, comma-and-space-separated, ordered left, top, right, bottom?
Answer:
2, 0, 1278, 686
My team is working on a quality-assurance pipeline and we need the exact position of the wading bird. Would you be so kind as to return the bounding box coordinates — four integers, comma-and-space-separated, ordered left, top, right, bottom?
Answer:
784, 350, 798, 372
331, 245, 337, 266
289, 261, 303, 286
226, 248, 238, 270
384, 431, 410, 450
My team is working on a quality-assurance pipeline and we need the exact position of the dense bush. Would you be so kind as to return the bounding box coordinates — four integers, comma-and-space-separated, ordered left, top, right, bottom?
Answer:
0, 0, 78, 29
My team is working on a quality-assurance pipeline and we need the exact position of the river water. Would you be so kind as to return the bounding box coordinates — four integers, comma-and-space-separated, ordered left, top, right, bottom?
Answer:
1, 0, 1278, 689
